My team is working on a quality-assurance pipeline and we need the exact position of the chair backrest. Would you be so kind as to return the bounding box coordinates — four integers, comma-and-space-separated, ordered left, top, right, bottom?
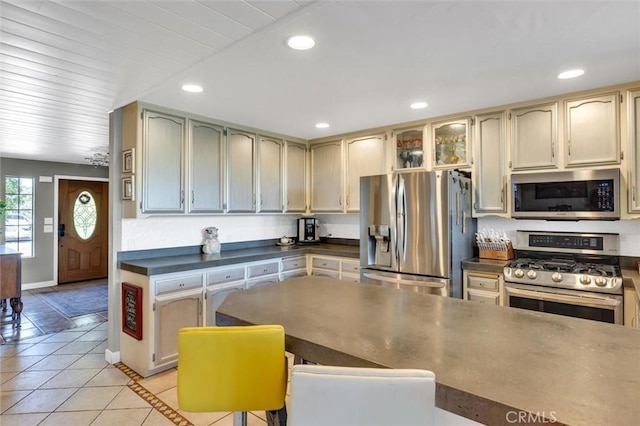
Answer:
288, 364, 436, 426
177, 325, 286, 412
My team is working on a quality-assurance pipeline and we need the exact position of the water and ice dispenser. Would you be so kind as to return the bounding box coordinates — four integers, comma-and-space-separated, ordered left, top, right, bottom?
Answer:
367, 224, 391, 267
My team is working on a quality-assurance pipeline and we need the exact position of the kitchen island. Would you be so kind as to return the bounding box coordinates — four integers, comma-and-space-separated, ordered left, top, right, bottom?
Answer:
217, 276, 640, 426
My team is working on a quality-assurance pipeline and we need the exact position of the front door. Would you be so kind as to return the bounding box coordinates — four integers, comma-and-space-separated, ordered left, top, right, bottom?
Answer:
58, 180, 108, 284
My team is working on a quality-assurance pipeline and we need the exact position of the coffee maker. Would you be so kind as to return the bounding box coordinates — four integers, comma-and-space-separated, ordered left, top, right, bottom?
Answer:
297, 217, 320, 244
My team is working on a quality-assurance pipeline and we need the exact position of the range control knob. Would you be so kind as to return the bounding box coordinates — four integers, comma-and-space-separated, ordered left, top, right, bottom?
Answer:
526, 270, 537, 279
551, 272, 563, 282
595, 277, 607, 287
580, 275, 591, 285
514, 269, 525, 278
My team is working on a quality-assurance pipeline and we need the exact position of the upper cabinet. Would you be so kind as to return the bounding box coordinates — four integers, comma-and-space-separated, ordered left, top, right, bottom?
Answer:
285, 141, 307, 213
564, 93, 620, 168
473, 111, 507, 215
188, 120, 224, 213
432, 118, 471, 169
509, 102, 558, 171
227, 129, 256, 213
142, 110, 185, 214
310, 140, 344, 212
258, 136, 283, 213
629, 88, 640, 214
394, 127, 424, 170
345, 134, 386, 212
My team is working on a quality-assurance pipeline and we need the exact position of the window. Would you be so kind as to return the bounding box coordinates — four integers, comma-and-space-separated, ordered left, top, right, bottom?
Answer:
4, 176, 34, 257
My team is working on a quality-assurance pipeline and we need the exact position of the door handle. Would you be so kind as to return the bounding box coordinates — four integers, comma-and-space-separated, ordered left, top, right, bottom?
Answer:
58, 223, 66, 237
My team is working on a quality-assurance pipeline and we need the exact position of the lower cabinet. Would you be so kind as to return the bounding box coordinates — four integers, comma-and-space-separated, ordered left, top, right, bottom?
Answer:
311, 256, 340, 279
155, 289, 202, 366
281, 255, 307, 280
623, 286, 640, 329
463, 271, 504, 306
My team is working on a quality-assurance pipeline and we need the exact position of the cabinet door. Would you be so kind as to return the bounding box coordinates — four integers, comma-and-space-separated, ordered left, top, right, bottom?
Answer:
189, 120, 224, 213
142, 110, 185, 213
258, 136, 283, 212
473, 111, 507, 214
310, 141, 344, 212
510, 103, 558, 170
155, 291, 201, 366
565, 93, 620, 167
346, 134, 386, 212
432, 118, 470, 169
394, 127, 425, 170
285, 141, 307, 212
227, 129, 256, 212
466, 288, 500, 305
627, 89, 640, 213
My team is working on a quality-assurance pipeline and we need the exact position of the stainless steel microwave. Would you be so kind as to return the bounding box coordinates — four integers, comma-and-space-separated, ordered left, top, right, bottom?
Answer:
511, 169, 620, 220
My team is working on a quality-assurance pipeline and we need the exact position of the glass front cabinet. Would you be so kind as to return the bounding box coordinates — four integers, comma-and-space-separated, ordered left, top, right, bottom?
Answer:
432, 118, 471, 169
393, 127, 425, 170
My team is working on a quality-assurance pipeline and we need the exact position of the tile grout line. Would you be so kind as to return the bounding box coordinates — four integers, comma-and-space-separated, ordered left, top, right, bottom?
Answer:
114, 362, 195, 426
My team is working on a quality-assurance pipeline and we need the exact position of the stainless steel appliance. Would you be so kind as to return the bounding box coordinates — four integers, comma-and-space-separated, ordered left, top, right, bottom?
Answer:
504, 231, 623, 324
297, 217, 320, 244
360, 170, 476, 298
511, 168, 620, 220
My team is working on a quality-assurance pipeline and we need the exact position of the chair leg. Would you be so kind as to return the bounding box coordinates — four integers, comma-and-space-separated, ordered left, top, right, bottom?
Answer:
266, 406, 288, 426
232, 411, 247, 426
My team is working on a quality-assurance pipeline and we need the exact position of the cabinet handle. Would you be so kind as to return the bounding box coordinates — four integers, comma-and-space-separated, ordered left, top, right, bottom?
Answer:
568, 140, 571, 157
551, 141, 555, 159
181, 190, 184, 206
191, 190, 195, 205
633, 186, 636, 202
339, 195, 342, 206
346, 194, 350, 207
501, 188, 504, 203
253, 194, 256, 207
261, 196, 263, 206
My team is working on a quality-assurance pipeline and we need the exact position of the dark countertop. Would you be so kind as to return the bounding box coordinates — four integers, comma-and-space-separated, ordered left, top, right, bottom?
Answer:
217, 276, 640, 426
461, 257, 511, 274
118, 243, 359, 276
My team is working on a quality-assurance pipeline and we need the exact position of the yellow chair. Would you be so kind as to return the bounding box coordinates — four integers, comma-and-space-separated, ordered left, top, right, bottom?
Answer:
177, 325, 287, 426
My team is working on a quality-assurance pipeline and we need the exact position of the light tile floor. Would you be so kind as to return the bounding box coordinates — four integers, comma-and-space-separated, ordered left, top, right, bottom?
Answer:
1, 321, 288, 426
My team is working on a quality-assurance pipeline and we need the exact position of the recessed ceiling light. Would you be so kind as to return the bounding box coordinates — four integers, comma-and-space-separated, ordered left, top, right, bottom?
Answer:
410, 102, 428, 109
315, 122, 330, 129
557, 69, 584, 79
182, 84, 203, 93
288, 35, 315, 50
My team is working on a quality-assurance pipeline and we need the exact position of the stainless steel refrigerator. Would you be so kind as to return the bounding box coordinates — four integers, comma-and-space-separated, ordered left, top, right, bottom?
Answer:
359, 170, 476, 298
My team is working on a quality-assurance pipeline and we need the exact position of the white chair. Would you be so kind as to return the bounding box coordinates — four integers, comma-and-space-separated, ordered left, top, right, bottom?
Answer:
287, 364, 482, 426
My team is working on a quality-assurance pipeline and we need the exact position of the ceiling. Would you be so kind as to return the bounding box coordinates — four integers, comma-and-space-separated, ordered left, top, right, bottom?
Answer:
1, 0, 639, 166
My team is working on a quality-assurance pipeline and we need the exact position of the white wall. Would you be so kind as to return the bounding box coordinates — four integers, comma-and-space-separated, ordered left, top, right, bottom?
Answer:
121, 214, 303, 251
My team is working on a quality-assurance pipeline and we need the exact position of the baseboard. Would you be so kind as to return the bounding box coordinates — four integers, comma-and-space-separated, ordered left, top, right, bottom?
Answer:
22, 280, 56, 290
105, 349, 121, 364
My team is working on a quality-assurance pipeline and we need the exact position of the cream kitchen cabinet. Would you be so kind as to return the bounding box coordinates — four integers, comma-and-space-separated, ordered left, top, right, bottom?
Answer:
628, 88, 640, 213
432, 118, 471, 169
311, 140, 344, 212
393, 126, 425, 170
564, 93, 620, 168
142, 110, 186, 213
623, 285, 640, 329
285, 141, 307, 213
258, 136, 283, 213
188, 120, 224, 213
205, 266, 246, 326
281, 255, 307, 280
463, 271, 504, 306
246, 260, 280, 288
473, 111, 507, 214
311, 256, 340, 279
509, 102, 558, 171
345, 134, 386, 213
339, 259, 361, 283
227, 129, 256, 212
119, 270, 204, 377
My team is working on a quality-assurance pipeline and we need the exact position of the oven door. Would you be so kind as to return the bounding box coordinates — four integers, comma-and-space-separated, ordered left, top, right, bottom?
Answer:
504, 283, 623, 325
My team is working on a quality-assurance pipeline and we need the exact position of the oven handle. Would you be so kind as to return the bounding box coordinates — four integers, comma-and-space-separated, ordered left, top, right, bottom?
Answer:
362, 272, 446, 288
505, 285, 621, 309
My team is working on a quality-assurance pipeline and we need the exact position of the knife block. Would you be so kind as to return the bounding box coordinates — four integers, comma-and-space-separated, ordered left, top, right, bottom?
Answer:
479, 243, 514, 260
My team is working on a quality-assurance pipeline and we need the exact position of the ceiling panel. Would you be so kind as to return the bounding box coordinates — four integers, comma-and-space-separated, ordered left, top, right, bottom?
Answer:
0, 0, 638, 166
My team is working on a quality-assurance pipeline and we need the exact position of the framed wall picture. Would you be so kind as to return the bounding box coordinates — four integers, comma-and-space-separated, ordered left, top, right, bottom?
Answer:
122, 148, 135, 174
121, 282, 143, 340
122, 176, 135, 201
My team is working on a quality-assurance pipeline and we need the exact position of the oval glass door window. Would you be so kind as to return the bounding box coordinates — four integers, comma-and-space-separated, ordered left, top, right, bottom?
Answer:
74, 190, 97, 240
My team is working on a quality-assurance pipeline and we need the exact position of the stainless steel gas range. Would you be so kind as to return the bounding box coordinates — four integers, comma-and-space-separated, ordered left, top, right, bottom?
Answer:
503, 231, 623, 325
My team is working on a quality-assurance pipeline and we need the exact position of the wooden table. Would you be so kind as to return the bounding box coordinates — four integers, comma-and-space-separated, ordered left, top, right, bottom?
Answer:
217, 276, 640, 426
0, 246, 23, 326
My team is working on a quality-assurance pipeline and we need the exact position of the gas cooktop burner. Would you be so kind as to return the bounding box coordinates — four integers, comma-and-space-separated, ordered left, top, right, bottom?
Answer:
504, 256, 622, 294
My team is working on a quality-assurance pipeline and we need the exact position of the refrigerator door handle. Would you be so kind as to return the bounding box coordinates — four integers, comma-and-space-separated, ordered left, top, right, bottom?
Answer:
362, 272, 446, 288
397, 176, 407, 263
